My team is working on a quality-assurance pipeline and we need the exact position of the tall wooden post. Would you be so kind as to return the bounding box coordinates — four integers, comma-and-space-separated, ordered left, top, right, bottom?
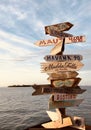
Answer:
57, 37, 66, 117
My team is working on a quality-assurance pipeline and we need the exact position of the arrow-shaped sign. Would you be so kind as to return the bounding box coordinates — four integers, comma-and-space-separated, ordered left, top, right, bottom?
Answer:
32, 84, 51, 95
44, 55, 83, 61
32, 85, 86, 95
47, 30, 73, 38
48, 98, 84, 109
52, 78, 81, 87
45, 22, 73, 34
41, 61, 84, 73
47, 71, 78, 80
46, 109, 62, 122
45, 111, 85, 130
35, 36, 86, 47
53, 93, 77, 101
35, 37, 63, 47
42, 117, 72, 128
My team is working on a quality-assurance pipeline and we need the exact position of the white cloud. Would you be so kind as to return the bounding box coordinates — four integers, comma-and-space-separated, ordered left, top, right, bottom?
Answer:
0, 30, 36, 46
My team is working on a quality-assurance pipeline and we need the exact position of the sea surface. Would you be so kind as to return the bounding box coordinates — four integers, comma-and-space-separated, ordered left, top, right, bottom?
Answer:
0, 86, 91, 130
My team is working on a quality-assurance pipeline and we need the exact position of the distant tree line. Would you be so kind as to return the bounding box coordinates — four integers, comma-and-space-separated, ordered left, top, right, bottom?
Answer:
8, 85, 32, 87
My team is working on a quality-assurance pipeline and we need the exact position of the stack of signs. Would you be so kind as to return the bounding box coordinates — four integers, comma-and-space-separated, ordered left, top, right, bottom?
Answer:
33, 22, 86, 129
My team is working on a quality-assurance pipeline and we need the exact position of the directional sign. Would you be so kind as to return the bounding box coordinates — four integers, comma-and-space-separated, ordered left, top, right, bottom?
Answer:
44, 55, 83, 61
47, 29, 73, 38
35, 37, 63, 47
47, 71, 78, 80
41, 61, 84, 73
32, 86, 86, 95
53, 93, 77, 101
42, 117, 72, 128
42, 87, 86, 94
46, 111, 60, 121
46, 109, 62, 122
32, 84, 51, 95
65, 35, 86, 44
45, 22, 73, 34
52, 78, 81, 87
48, 98, 84, 109
35, 35, 85, 47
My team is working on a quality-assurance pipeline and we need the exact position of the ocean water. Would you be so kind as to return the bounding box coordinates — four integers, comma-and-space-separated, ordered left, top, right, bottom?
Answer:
0, 86, 91, 130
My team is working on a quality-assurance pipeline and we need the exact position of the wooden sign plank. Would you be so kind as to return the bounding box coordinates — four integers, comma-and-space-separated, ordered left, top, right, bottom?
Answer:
32, 87, 86, 95
52, 78, 81, 87
70, 116, 85, 130
46, 110, 60, 121
44, 55, 83, 61
35, 36, 86, 47
41, 61, 84, 73
47, 109, 63, 122
48, 98, 84, 109
47, 30, 73, 38
42, 117, 72, 128
46, 109, 65, 124
35, 37, 62, 47
65, 35, 86, 44
43, 87, 86, 94
32, 84, 51, 95
52, 93, 77, 101
47, 71, 78, 80
45, 22, 73, 34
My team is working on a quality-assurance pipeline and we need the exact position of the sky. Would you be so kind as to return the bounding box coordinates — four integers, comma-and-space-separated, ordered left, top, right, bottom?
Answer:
0, 0, 91, 87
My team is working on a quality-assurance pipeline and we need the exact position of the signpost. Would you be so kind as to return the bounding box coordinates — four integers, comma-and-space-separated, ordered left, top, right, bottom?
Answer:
41, 61, 84, 73
32, 21, 86, 129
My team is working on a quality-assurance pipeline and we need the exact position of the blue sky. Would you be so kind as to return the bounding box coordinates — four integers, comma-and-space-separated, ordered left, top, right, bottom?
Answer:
0, 0, 91, 87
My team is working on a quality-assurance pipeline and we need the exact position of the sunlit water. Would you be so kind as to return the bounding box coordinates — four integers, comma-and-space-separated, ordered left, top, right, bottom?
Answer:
0, 86, 91, 130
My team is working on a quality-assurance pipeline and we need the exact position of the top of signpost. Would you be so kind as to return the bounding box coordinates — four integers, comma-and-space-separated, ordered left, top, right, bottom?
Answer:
45, 22, 73, 34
